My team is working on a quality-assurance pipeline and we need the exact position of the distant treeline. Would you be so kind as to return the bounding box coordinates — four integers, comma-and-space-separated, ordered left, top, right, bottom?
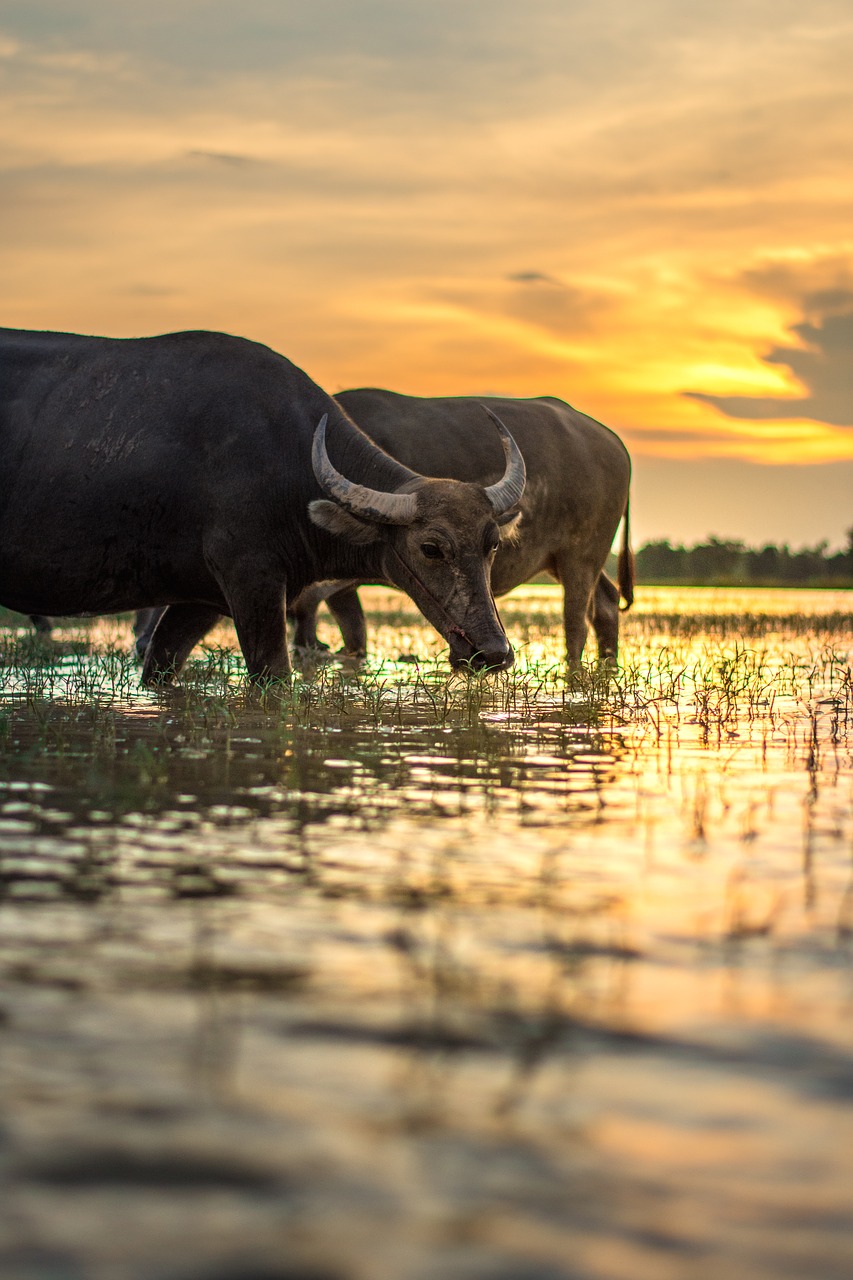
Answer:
608, 532, 853, 587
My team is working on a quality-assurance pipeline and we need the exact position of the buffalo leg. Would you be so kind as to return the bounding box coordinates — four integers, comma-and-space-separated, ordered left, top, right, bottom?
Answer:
133, 606, 166, 658
290, 580, 366, 654
141, 604, 223, 686
553, 554, 598, 665
223, 580, 290, 682
325, 585, 367, 655
29, 615, 52, 636
289, 583, 330, 650
591, 573, 620, 662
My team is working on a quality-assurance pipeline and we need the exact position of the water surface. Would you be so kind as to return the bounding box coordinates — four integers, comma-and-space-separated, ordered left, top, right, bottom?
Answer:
1, 587, 851, 1279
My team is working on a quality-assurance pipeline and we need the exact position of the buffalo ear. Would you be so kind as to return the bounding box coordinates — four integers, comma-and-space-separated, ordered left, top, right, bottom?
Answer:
497, 510, 522, 543
308, 499, 381, 545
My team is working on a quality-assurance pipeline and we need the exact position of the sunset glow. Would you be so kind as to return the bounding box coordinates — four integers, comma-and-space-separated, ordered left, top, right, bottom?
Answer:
3, 2, 853, 544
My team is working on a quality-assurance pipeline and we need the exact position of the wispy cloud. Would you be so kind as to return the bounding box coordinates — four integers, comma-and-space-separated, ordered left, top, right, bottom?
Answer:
185, 150, 258, 167
686, 308, 853, 427
506, 271, 562, 285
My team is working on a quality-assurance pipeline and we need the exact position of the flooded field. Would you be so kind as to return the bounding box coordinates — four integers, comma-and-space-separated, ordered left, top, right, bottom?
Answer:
1, 585, 852, 1280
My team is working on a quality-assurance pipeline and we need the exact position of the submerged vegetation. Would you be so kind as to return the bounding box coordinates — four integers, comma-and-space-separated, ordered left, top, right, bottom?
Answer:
2, 590, 850, 740
0, 585, 850, 917
1, 584, 852, 1278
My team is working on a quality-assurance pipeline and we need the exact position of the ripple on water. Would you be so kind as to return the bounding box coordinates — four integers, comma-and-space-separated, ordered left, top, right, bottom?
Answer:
0, 589, 852, 1277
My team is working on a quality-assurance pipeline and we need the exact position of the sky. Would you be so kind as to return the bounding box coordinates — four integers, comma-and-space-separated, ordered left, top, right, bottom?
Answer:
2, 1, 853, 549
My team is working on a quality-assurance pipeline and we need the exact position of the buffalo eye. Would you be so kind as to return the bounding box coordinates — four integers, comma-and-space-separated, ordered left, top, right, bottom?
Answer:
421, 542, 443, 559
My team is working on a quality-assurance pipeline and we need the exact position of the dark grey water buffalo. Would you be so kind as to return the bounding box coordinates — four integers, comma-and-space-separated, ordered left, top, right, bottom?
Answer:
2, 328, 526, 682
288, 389, 633, 663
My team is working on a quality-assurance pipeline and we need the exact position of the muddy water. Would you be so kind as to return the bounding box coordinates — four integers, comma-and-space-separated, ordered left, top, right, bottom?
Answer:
1, 587, 852, 1280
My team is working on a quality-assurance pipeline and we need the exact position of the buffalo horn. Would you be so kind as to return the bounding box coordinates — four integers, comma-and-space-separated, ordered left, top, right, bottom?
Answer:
481, 408, 526, 515
312, 415, 418, 525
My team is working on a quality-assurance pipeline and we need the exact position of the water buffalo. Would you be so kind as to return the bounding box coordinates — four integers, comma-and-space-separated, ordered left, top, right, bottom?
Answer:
1, 328, 525, 682
287, 389, 633, 663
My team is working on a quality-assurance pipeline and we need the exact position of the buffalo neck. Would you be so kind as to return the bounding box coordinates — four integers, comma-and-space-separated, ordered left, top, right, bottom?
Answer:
300, 524, 386, 590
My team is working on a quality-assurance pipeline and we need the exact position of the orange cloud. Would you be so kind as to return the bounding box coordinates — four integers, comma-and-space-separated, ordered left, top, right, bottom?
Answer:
2, 3, 852, 484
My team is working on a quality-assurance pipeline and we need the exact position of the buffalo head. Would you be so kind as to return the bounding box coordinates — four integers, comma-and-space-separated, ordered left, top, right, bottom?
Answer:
308, 408, 525, 670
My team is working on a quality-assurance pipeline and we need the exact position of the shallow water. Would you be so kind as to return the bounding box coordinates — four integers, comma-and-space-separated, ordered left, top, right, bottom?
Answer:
1, 587, 852, 1280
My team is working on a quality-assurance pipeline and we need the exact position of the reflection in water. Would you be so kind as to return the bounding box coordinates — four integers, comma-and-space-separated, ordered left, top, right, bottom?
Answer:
0, 587, 852, 1279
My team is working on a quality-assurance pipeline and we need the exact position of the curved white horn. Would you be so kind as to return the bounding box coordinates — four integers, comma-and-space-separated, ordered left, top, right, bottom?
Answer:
481, 407, 526, 515
312, 415, 418, 525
